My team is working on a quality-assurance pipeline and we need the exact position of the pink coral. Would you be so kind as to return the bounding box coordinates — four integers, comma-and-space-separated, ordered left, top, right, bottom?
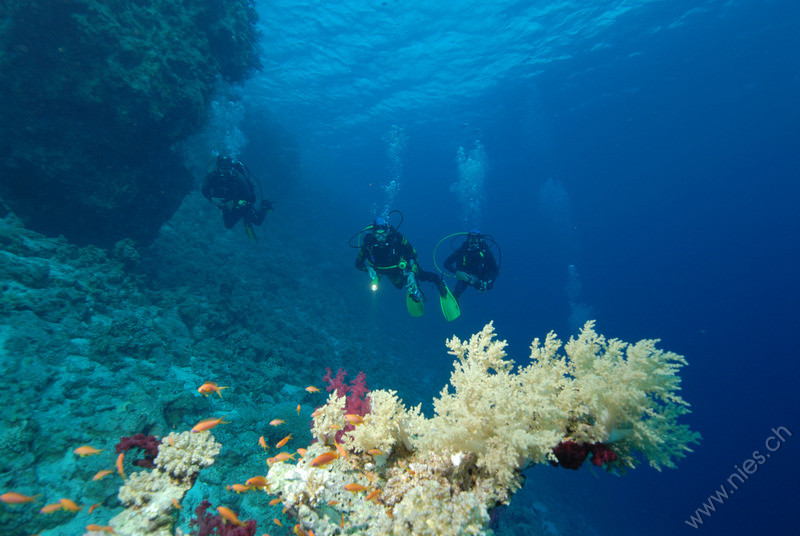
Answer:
321, 368, 371, 443
115, 433, 160, 469
322, 367, 371, 415
190, 500, 257, 536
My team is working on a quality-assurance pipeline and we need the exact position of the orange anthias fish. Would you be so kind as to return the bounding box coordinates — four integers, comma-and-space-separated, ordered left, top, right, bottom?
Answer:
59, 498, 82, 512
311, 408, 324, 418
227, 484, 251, 494
269, 497, 282, 506
344, 483, 367, 493
296, 404, 301, 415
275, 434, 292, 448
197, 381, 229, 397
0, 492, 40, 504
343, 414, 365, 425
217, 506, 245, 527
269, 419, 285, 426
296, 448, 307, 457
271, 452, 296, 463
73, 445, 104, 457
191, 416, 230, 433
310, 451, 339, 468
305, 386, 320, 393
116, 452, 126, 479
88, 503, 101, 514
259, 436, 269, 452
85, 525, 115, 534
39, 503, 63, 514
333, 440, 347, 459
92, 470, 114, 481
245, 476, 268, 489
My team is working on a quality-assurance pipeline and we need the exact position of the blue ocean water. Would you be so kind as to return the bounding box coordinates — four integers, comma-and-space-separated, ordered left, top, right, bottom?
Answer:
243, 0, 799, 534
2, 1, 798, 535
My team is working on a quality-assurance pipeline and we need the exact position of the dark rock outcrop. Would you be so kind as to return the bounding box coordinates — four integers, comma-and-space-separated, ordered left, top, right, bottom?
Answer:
0, 0, 261, 246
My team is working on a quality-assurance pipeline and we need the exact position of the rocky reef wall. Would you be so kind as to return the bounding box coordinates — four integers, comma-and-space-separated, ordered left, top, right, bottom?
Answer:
0, 0, 261, 247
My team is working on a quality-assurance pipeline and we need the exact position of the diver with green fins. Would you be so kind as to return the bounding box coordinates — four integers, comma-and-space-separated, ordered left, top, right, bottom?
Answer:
435, 228, 501, 302
350, 210, 461, 321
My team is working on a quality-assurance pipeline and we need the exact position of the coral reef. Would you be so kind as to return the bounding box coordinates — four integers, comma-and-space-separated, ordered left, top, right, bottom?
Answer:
154, 431, 222, 483
0, 0, 261, 246
110, 432, 222, 536
268, 322, 700, 535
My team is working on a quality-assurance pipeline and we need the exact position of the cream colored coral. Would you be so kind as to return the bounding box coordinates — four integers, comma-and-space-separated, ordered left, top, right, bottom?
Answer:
311, 391, 346, 445
266, 321, 699, 536
154, 430, 221, 480
343, 389, 425, 455
113, 470, 190, 536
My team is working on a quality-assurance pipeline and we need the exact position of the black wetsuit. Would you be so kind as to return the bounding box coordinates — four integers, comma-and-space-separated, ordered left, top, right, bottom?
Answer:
356, 230, 446, 297
444, 240, 499, 300
202, 161, 270, 229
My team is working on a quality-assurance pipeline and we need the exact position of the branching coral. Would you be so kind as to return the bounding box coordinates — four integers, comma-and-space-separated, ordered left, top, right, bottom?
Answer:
268, 321, 700, 535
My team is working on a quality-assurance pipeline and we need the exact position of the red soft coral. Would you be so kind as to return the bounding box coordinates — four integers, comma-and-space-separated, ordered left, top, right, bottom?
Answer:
115, 433, 160, 469
322, 367, 371, 415
321, 367, 371, 443
551, 440, 618, 470
190, 500, 257, 536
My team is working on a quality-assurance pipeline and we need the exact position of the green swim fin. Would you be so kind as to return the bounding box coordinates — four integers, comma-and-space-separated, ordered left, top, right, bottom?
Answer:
244, 222, 258, 243
406, 293, 425, 317
439, 285, 461, 321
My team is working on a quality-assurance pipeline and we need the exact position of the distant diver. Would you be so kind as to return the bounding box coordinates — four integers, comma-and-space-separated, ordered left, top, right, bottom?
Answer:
436, 229, 500, 302
202, 154, 273, 242
350, 210, 460, 321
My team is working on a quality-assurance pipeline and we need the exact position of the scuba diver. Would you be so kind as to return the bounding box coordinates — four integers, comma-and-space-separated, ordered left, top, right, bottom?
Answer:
202, 154, 273, 242
439, 229, 500, 302
351, 211, 461, 321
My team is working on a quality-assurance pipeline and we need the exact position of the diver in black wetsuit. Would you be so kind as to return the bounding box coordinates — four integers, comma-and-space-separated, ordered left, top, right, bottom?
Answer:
443, 229, 499, 301
353, 214, 460, 321
202, 155, 272, 241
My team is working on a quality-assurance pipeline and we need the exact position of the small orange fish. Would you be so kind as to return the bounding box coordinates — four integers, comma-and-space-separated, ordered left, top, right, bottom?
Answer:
311, 408, 324, 418
310, 451, 338, 468
367, 449, 384, 456
296, 448, 307, 457
269, 419, 285, 426
85, 525, 115, 534
0, 492, 40, 504
191, 416, 230, 433
276, 434, 292, 448
197, 381, 229, 397
217, 506, 245, 527
73, 445, 104, 457
227, 484, 251, 494
334, 440, 347, 459
272, 452, 296, 463
305, 386, 320, 393
116, 453, 126, 479
88, 503, 100, 514
293, 524, 307, 536
92, 469, 114, 481
386, 508, 393, 519
344, 483, 367, 493
365, 489, 380, 502
327, 500, 339, 506
59, 498, 82, 512
39, 503, 63, 514
273, 518, 283, 527
172, 498, 182, 510
269, 497, 282, 506
245, 476, 268, 488
259, 436, 269, 452
296, 404, 301, 415
344, 414, 365, 425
